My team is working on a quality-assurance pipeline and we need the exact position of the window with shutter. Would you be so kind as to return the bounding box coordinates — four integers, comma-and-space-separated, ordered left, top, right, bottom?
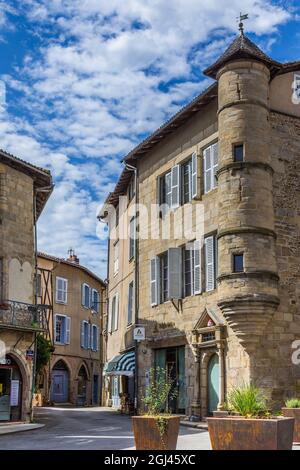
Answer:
150, 257, 160, 307
82, 283, 90, 309
193, 240, 202, 295
91, 324, 98, 351
191, 152, 198, 199
181, 160, 192, 204
80, 320, 85, 347
184, 243, 194, 297
128, 282, 134, 325
205, 236, 215, 292
204, 146, 212, 193
204, 143, 219, 193
160, 252, 168, 303
168, 248, 182, 300
171, 165, 180, 209
91, 289, 100, 313
129, 217, 135, 260
114, 240, 119, 275
108, 299, 113, 333
65, 317, 71, 344
212, 143, 219, 189
114, 293, 119, 331
56, 277, 68, 304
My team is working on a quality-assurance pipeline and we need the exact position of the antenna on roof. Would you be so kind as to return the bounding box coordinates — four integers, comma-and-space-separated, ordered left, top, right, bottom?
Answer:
237, 13, 249, 36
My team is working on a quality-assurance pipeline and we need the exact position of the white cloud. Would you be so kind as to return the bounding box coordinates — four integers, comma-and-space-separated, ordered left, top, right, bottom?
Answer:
0, 0, 295, 276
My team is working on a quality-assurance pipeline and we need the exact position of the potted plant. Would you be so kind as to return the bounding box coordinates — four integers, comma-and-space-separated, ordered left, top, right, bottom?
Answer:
132, 367, 180, 450
282, 398, 300, 444
207, 384, 294, 450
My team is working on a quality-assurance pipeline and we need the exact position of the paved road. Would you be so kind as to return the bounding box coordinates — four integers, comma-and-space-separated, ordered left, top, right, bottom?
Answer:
0, 407, 211, 450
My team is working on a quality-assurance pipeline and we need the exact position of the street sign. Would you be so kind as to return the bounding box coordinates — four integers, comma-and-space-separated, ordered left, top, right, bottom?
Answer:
134, 327, 145, 341
26, 349, 34, 360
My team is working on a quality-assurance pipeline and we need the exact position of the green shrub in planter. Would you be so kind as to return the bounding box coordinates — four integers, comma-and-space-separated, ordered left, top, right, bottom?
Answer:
227, 384, 267, 418
285, 398, 300, 408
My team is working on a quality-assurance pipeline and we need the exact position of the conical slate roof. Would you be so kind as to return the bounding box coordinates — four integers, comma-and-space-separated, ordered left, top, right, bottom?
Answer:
204, 34, 282, 79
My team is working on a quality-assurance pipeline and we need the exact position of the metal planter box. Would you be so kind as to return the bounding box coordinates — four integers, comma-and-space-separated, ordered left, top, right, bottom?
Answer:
282, 408, 300, 444
132, 416, 180, 450
207, 416, 294, 450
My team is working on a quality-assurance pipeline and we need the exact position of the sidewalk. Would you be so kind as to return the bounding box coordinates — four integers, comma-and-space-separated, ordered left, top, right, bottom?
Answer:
0, 423, 44, 435
180, 419, 208, 430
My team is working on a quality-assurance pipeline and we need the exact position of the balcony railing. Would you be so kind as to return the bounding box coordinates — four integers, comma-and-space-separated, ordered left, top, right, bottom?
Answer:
0, 300, 49, 331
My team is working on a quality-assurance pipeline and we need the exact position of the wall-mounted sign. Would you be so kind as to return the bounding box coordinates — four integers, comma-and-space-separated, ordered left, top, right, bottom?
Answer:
10, 380, 19, 406
0, 358, 11, 366
134, 327, 145, 342
26, 350, 34, 360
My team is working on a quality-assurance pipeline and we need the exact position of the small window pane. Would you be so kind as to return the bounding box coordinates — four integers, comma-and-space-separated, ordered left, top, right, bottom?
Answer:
233, 254, 244, 273
234, 144, 244, 162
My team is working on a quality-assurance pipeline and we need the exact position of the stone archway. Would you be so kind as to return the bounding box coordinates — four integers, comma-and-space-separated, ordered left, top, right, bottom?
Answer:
0, 349, 30, 422
77, 364, 88, 406
51, 359, 70, 403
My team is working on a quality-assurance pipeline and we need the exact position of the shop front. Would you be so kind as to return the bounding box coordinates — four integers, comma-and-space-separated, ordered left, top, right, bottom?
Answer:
154, 346, 186, 414
103, 350, 135, 413
0, 354, 23, 422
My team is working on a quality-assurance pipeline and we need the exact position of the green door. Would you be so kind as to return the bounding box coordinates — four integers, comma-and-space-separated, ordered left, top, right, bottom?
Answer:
208, 354, 219, 415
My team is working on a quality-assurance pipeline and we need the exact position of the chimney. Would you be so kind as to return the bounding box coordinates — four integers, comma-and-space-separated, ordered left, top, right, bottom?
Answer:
67, 248, 79, 265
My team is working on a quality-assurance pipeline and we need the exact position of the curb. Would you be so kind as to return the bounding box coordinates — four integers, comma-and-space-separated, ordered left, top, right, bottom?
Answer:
0, 423, 45, 436
180, 421, 208, 430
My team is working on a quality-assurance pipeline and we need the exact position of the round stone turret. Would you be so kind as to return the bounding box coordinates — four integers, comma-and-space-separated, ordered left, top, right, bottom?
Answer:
206, 41, 280, 347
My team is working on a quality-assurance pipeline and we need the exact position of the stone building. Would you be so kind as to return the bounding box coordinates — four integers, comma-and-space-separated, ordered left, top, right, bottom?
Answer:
102, 32, 300, 419
37, 251, 106, 406
0, 149, 52, 422
98, 172, 136, 411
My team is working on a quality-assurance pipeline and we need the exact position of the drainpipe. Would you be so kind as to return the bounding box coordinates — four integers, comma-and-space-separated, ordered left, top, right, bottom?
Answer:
125, 162, 139, 414
31, 185, 53, 420
97, 214, 110, 406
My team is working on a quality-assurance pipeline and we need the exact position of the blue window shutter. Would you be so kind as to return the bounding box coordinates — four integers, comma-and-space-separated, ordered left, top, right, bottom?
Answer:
80, 321, 85, 348
191, 152, 198, 199
53, 315, 57, 338
81, 284, 85, 306
171, 165, 180, 209
65, 317, 71, 344
168, 248, 182, 299
97, 326, 99, 351
88, 323, 91, 349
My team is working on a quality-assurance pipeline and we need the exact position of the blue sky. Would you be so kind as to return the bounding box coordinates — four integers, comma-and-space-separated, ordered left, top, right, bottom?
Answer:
0, 0, 299, 278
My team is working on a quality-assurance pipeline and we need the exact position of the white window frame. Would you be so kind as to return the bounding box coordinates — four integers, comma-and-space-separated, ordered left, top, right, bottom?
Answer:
81, 320, 90, 349
91, 324, 99, 351
54, 314, 70, 345
82, 283, 90, 309
91, 288, 100, 313
55, 277, 68, 304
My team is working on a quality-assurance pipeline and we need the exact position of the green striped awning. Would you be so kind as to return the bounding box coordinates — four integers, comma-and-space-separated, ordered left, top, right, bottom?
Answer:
103, 351, 135, 377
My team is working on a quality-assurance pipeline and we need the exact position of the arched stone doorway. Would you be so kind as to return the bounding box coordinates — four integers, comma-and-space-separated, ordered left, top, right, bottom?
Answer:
207, 354, 220, 415
77, 365, 88, 406
51, 360, 69, 403
0, 354, 24, 422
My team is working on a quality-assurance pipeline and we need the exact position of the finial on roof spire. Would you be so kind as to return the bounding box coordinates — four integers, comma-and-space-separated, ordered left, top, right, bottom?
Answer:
238, 13, 249, 36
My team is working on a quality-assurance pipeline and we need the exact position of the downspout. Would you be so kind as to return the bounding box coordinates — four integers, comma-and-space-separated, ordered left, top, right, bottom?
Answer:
125, 162, 139, 414
97, 214, 110, 406
31, 185, 53, 420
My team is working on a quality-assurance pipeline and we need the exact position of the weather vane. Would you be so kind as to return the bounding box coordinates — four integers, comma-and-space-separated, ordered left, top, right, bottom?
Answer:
237, 13, 249, 36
